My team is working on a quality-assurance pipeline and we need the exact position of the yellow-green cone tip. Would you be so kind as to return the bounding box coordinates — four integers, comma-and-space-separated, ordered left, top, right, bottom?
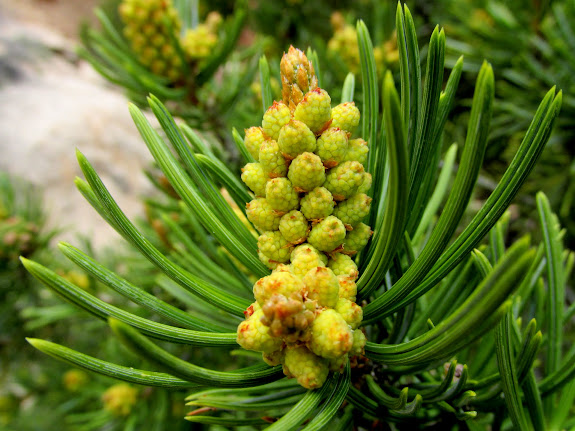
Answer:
331, 102, 360, 135
265, 178, 299, 212
288, 152, 326, 192
279, 210, 309, 244
309, 309, 353, 359
283, 345, 329, 389
259, 139, 288, 178
300, 187, 335, 220
308, 215, 346, 252
241, 163, 269, 196
262, 101, 291, 141
258, 231, 293, 263
323, 161, 365, 201
235, 46, 373, 389
246, 198, 282, 232
316, 127, 349, 168
294, 88, 332, 134
328, 254, 359, 280
333, 193, 372, 227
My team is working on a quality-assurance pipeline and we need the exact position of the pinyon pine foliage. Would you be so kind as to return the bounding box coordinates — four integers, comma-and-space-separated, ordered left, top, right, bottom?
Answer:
80, 0, 256, 135
22, 4, 575, 429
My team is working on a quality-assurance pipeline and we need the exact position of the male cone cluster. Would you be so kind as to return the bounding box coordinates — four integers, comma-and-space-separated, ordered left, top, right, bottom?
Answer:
328, 12, 399, 76
237, 47, 372, 389
101, 384, 139, 417
118, 0, 220, 82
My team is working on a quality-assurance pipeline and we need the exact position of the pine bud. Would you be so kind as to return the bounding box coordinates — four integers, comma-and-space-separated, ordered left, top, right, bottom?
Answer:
337, 275, 358, 301
291, 243, 328, 265
288, 152, 326, 192
258, 231, 294, 263
294, 88, 332, 134
309, 309, 353, 359
331, 102, 360, 134
343, 222, 373, 253
357, 172, 372, 195
333, 193, 372, 227
308, 215, 346, 252
63, 369, 89, 392
246, 198, 282, 232
280, 46, 319, 111
205, 11, 223, 31
262, 101, 291, 141
283, 346, 329, 389
279, 210, 309, 244
244, 127, 266, 161
316, 127, 349, 168
234, 45, 373, 390
350, 329, 367, 356
290, 244, 327, 278
328, 254, 359, 281
265, 178, 299, 212
241, 163, 268, 196
335, 298, 363, 329
259, 139, 288, 178
237, 309, 283, 353
253, 272, 305, 306
119, 0, 182, 82
258, 250, 279, 270
272, 263, 293, 274
302, 267, 340, 308
181, 24, 218, 61
323, 161, 365, 201
343, 138, 369, 165
278, 120, 316, 159
327, 24, 360, 74
261, 294, 315, 339
299, 187, 335, 220
101, 384, 139, 417
330, 11, 346, 32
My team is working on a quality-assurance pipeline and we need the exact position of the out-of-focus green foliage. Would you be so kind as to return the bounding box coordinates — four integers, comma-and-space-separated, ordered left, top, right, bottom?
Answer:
0, 172, 55, 352
430, 0, 575, 247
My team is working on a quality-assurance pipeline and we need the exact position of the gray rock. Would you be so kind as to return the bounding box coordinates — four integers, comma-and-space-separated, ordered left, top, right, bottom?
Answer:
0, 16, 156, 248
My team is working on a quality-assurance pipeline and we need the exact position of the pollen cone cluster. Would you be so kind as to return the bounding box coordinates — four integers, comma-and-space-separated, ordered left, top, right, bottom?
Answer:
327, 12, 399, 76
181, 11, 221, 62
118, 0, 220, 82
237, 47, 372, 389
